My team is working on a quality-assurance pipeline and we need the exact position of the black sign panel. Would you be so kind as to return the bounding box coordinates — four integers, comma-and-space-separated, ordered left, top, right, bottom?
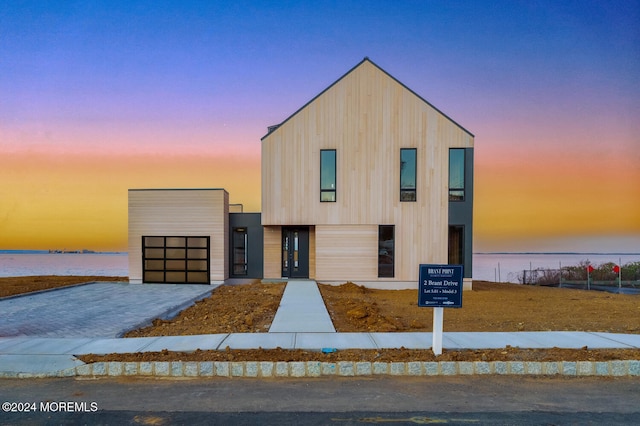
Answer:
418, 264, 463, 308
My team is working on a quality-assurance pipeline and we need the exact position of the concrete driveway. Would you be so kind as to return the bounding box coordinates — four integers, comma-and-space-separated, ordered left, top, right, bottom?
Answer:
0, 282, 214, 338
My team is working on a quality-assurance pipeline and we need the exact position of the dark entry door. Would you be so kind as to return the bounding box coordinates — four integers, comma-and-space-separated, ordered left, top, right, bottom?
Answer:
281, 227, 309, 278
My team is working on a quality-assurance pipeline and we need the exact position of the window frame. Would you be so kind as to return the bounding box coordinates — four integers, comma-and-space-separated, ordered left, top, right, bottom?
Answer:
448, 225, 465, 266
400, 148, 417, 202
231, 227, 248, 276
378, 225, 395, 278
320, 149, 337, 202
449, 148, 465, 201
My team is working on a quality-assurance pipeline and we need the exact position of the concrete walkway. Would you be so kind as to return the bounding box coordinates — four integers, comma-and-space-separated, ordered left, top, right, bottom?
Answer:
1, 331, 639, 377
269, 280, 336, 332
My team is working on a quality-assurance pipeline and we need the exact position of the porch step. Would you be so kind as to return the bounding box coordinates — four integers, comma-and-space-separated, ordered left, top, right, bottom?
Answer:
269, 280, 336, 333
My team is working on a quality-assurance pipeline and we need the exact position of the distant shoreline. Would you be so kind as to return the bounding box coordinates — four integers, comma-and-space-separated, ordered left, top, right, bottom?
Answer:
475, 252, 640, 256
0, 250, 127, 255
0, 250, 640, 256
2, 250, 638, 256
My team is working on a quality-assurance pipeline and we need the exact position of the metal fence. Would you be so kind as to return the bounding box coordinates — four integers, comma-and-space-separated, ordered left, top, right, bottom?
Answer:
520, 268, 640, 293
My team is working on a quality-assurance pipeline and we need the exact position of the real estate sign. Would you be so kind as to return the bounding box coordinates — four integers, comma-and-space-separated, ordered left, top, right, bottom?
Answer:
418, 264, 463, 308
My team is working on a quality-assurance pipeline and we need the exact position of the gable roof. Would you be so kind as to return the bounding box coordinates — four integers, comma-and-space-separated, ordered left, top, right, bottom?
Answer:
261, 57, 474, 140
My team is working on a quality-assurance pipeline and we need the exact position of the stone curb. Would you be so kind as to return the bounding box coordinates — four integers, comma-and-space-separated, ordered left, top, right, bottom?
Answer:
3, 360, 639, 378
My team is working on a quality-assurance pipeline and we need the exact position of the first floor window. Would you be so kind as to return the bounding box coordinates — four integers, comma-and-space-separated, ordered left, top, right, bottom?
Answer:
232, 228, 248, 275
448, 225, 464, 265
378, 225, 395, 278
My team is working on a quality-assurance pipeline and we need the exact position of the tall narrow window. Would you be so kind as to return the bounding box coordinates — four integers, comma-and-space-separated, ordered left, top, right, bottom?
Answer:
448, 225, 464, 265
320, 149, 336, 202
378, 225, 395, 278
400, 148, 417, 201
449, 148, 465, 201
232, 228, 248, 275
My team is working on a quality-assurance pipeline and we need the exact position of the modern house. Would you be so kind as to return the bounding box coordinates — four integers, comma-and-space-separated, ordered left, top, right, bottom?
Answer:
128, 58, 474, 289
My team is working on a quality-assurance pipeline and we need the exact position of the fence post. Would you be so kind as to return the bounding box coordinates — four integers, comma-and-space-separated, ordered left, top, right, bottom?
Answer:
618, 257, 622, 289
559, 261, 562, 288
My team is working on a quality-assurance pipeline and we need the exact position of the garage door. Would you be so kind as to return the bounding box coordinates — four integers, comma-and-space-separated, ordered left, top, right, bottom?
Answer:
142, 236, 210, 284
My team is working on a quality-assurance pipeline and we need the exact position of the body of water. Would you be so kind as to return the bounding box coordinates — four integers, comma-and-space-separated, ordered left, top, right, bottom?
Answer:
0, 252, 128, 277
1, 251, 638, 283
474, 253, 640, 283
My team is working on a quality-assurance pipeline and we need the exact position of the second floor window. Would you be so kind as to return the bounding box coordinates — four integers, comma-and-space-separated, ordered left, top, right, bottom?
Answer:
449, 148, 465, 201
320, 149, 336, 202
400, 148, 417, 201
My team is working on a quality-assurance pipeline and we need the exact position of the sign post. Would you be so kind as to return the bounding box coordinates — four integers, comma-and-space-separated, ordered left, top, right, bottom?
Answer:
418, 264, 463, 356
432, 307, 444, 355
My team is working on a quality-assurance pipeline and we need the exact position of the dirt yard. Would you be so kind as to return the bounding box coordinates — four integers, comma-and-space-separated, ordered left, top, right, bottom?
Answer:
124, 282, 285, 337
4, 277, 640, 363
319, 281, 640, 334
0, 276, 126, 298
124, 280, 640, 336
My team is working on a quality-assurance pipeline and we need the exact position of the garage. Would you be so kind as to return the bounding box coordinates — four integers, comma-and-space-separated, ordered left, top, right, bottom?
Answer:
142, 236, 210, 284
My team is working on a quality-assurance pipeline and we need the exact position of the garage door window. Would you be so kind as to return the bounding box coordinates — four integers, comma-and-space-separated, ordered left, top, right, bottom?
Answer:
143, 236, 210, 284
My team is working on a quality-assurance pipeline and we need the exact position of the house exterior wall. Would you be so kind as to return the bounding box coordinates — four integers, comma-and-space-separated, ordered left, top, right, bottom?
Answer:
308, 226, 316, 279
315, 225, 378, 281
449, 148, 474, 278
128, 189, 229, 284
262, 225, 282, 279
229, 212, 263, 279
261, 59, 473, 284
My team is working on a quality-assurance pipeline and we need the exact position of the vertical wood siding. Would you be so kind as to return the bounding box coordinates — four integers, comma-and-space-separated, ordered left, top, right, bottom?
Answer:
309, 226, 316, 279
315, 225, 377, 281
262, 226, 282, 279
128, 189, 229, 283
261, 60, 473, 282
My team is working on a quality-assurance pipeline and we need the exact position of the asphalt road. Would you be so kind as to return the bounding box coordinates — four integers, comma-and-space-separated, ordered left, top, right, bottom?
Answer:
1, 376, 639, 425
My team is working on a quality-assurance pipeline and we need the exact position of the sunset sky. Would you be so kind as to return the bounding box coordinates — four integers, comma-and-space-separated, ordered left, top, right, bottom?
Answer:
1, 1, 639, 252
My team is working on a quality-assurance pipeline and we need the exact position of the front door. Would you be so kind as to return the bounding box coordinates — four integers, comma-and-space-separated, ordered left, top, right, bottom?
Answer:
282, 227, 309, 278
